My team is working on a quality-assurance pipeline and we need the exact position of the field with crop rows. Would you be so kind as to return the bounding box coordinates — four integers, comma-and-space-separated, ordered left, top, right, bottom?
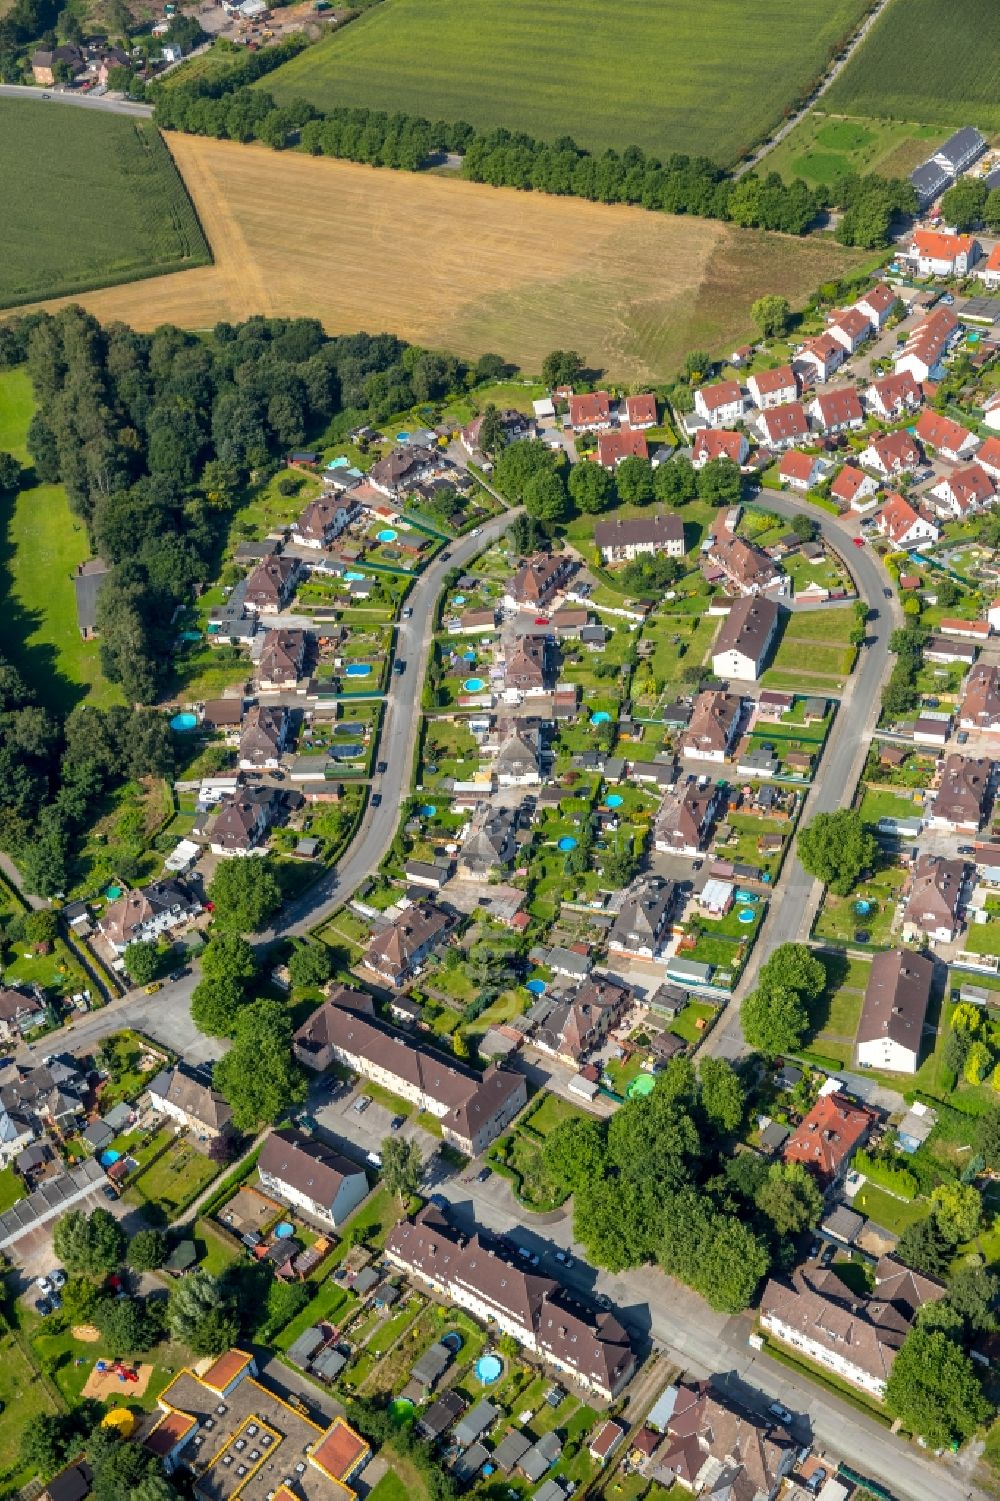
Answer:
13, 137, 866, 382
260, 0, 872, 164
0, 102, 210, 308
824, 0, 1000, 132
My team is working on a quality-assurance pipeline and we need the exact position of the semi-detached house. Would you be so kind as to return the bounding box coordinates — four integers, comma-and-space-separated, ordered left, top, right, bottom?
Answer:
386, 1206, 635, 1398
856, 948, 934, 1074
863, 370, 922, 420
292, 988, 526, 1156
694, 380, 743, 428
594, 512, 684, 563
746, 365, 797, 409
363, 903, 452, 986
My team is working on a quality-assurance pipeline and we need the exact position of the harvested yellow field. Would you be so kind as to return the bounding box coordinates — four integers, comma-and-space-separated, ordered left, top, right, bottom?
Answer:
16, 135, 865, 380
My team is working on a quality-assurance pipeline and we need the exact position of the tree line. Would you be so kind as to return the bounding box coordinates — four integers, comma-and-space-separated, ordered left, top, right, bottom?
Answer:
150, 55, 916, 249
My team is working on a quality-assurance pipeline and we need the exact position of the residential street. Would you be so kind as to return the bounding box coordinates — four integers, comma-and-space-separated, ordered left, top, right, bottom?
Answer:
704, 493, 902, 1060
0, 82, 152, 115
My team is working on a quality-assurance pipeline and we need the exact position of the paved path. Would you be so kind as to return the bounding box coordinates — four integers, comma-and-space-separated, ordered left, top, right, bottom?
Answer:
703, 495, 902, 1061
0, 82, 153, 116
735, 0, 896, 178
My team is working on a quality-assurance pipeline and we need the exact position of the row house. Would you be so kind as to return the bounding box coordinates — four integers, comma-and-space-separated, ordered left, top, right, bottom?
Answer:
827, 306, 871, 355
505, 552, 575, 609
753, 400, 810, 451
293, 989, 526, 1156
593, 511, 684, 563
691, 429, 748, 469
386, 1207, 635, 1398
693, 379, 744, 428
258, 1127, 369, 1228
99, 880, 201, 956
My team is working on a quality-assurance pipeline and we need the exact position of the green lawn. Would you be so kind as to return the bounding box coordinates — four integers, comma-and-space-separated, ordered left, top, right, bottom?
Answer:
527, 1093, 590, 1136
858, 786, 921, 824
261, 0, 871, 164
126, 1139, 221, 1222
965, 921, 1000, 958
853, 1183, 929, 1235
0, 368, 119, 714
760, 109, 943, 187
366, 1473, 411, 1501
824, 0, 1000, 132
0, 1168, 26, 1214
771, 636, 854, 679
0, 101, 210, 307
0, 1332, 59, 1491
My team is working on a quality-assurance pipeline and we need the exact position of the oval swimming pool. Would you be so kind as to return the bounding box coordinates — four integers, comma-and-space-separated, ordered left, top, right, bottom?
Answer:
170, 712, 198, 732
526, 979, 546, 995
606, 793, 623, 809
463, 676, 485, 692
591, 710, 611, 725
475, 1354, 503, 1385
99, 1150, 121, 1168
377, 528, 399, 542
558, 836, 577, 852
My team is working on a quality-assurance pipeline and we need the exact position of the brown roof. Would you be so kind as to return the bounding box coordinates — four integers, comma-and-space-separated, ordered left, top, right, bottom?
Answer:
624, 394, 657, 424
813, 386, 864, 427
387, 1209, 633, 1392
758, 401, 809, 443
905, 854, 966, 935
257, 629, 308, 682
697, 379, 742, 411
713, 594, 779, 661
508, 552, 570, 605
201, 1349, 255, 1392
460, 607, 497, 629
933, 753, 991, 827
857, 948, 934, 1049
245, 556, 298, 607
0, 986, 46, 1025
682, 690, 743, 755
309, 1417, 370, 1481
295, 495, 351, 543
594, 512, 683, 553
568, 391, 611, 426
873, 1255, 946, 1321
749, 364, 796, 396
258, 1127, 363, 1205
693, 430, 746, 464
866, 429, 921, 471
151, 1064, 232, 1133
866, 370, 922, 411
962, 663, 1000, 730
99, 880, 194, 948
709, 535, 778, 592
830, 465, 872, 503
761, 1269, 906, 1384
782, 1092, 873, 1182
240, 704, 288, 762
210, 787, 280, 851
779, 449, 817, 483
365, 903, 451, 975
916, 406, 974, 455
202, 697, 244, 728
655, 782, 716, 851
663, 1381, 791, 1498
597, 428, 648, 466
145, 1409, 197, 1456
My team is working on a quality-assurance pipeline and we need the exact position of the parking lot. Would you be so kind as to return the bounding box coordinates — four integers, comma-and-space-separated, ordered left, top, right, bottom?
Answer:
309, 1077, 440, 1168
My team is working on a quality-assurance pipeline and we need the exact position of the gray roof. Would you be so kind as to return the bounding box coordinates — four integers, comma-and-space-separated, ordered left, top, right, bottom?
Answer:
287, 1326, 326, 1368
0, 1157, 105, 1249
936, 125, 986, 169
82, 1120, 114, 1151
453, 1399, 499, 1447
454, 1442, 489, 1482
103, 1101, 132, 1132
311, 1346, 347, 1381
910, 160, 951, 204
822, 1205, 865, 1244
411, 1339, 452, 1388
534, 1483, 566, 1501
73, 559, 109, 633
494, 1431, 531, 1471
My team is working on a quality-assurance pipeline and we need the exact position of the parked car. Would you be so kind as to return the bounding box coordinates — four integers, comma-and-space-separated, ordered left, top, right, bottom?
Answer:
769, 1401, 793, 1426
144, 982, 162, 994
554, 1250, 574, 1268
35, 1276, 53, 1296
595, 1293, 612, 1310
852, 536, 865, 548
366, 1151, 382, 1168
371, 793, 382, 808
402, 606, 413, 618
393, 660, 406, 675
353, 1095, 372, 1114
376, 761, 388, 774
36, 1298, 53, 1317
884, 587, 892, 598
50, 1269, 66, 1289
390, 1115, 406, 1131
957, 730, 970, 744
476, 1166, 492, 1183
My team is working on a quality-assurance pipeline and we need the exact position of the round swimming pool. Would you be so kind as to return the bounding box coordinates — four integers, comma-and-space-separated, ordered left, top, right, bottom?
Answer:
855, 899, 873, 916
463, 676, 485, 692
475, 1354, 503, 1385
441, 1331, 464, 1352
738, 908, 756, 924
345, 664, 372, 676
591, 710, 611, 725
170, 712, 198, 732
606, 793, 623, 809
627, 1074, 656, 1099
453, 595, 466, 605
421, 804, 437, 817
99, 1150, 121, 1168
389, 1397, 414, 1424
377, 528, 398, 542
274, 1222, 295, 1239
526, 979, 547, 995
558, 836, 577, 852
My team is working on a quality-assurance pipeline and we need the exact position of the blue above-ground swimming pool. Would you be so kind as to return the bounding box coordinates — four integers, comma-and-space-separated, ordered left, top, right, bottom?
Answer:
558, 836, 577, 852
441, 1331, 463, 1353
463, 650, 477, 662
396, 431, 409, 441
855, 899, 873, 916
453, 595, 466, 606
346, 663, 372, 677
526, 979, 547, 995
591, 710, 611, 725
377, 528, 399, 542
170, 712, 198, 732
421, 804, 437, 817
606, 793, 623, 808
274, 1222, 295, 1239
475, 1354, 503, 1385
463, 676, 485, 692
345, 570, 366, 581
738, 908, 756, 924
99, 1150, 120, 1168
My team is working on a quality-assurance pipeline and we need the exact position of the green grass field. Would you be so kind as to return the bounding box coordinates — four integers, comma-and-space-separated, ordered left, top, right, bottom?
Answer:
824, 0, 1000, 132
0, 1333, 58, 1490
0, 101, 209, 308
261, 0, 872, 164
760, 110, 943, 187
0, 369, 119, 713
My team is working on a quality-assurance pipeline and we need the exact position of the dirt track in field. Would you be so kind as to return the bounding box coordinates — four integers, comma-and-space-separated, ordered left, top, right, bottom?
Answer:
12, 134, 862, 379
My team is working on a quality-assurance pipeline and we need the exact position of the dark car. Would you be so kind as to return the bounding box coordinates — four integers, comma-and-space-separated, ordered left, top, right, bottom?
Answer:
169, 967, 189, 983
884, 587, 892, 598
393, 660, 406, 675
390, 1115, 406, 1131
371, 793, 382, 807
440, 551, 452, 561
476, 1166, 492, 1183
376, 761, 388, 774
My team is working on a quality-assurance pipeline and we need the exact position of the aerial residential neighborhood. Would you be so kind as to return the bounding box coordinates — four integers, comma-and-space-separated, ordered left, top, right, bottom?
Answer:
3, 0, 1000, 1496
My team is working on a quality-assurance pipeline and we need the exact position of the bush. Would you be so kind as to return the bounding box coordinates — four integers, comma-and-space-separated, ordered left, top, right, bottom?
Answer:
855, 1149, 917, 1201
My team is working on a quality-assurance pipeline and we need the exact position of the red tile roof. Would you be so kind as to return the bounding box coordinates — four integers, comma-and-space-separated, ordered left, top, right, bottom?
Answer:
912, 229, 975, 260
783, 1092, 874, 1182
697, 379, 742, 411
624, 394, 657, 425
916, 407, 975, 454
310, 1418, 370, 1482
568, 391, 610, 426
779, 449, 817, 484
749, 364, 796, 396
597, 427, 648, 466
693, 430, 745, 465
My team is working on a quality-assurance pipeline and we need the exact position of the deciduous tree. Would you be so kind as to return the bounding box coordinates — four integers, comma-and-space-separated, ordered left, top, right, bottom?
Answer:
797, 809, 878, 895
380, 1135, 422, 1201
213, 998, 307, 1131
207, 858, 281, 933
885, 1326, 989, 1449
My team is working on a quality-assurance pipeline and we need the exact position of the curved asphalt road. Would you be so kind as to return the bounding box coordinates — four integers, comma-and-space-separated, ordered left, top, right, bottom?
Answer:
0, 82, 153, 116
704, 495, 902, 1060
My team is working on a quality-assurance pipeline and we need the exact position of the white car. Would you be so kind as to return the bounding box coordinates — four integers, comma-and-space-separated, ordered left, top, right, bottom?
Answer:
35, 1276, 53, 1296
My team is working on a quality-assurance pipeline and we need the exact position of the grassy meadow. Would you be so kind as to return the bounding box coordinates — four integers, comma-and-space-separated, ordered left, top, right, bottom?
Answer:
823, 0, 1000, 132
21, 138, 866, 382
760, 112, 944, 188
0, 101, 210, 309
260, 0, 872, 164
0, 368, 118, 712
